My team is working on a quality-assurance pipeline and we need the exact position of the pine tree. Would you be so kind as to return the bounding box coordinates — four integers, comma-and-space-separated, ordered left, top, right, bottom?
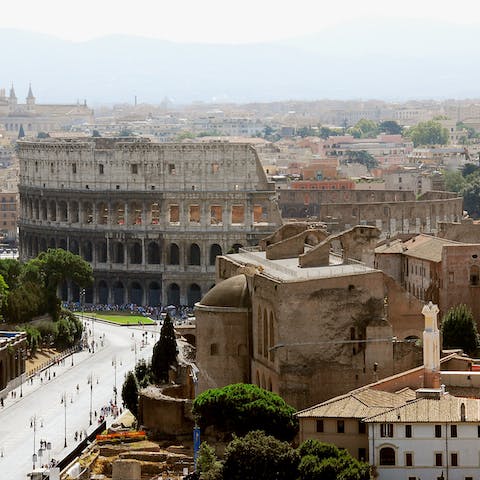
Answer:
122, 370, 139, 418
151, 313, 177, 383
442, 304, 479, 354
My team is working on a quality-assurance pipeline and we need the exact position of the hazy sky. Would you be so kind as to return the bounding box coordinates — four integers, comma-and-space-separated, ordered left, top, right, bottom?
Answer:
2, 0, 480, 43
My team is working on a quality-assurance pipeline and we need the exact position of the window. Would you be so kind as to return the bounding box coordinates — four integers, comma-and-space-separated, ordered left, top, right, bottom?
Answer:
168, 163, 176, 174
379, 447, 395, 466
337, 420, 344, 433
435, 424, 442, 438
358, 421, 366, 434
210, 343, 218, 355
435, 453, 443, 467
210, 205, 223, 225
451, 425, 457, 437
380, 423, 393, 438
169, 205, 179, 224
232, 205, 245, 224
405, 452, 413, 467
405, 424, 412, 438
358, 448, 366, 461
189, 205, 200, 224
72, 163, 77, 174
211, 162, 219, 173
316, 420, 324, 433
470, 265, 479, 286
451, 452, 458, 467
131, 163, 138, 174
99, 164, 104, 174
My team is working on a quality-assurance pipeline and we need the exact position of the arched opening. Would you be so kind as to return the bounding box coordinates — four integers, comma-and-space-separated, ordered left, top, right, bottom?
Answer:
269, 312, 275, 362
129, 201, 142, 225
263, 309, 268, 358
189, 243, 201, 265
379, 447, 396, 466
147, 242, 161, 264
83, 241, 93, 262
209, 244, 222, 265
168, 243, 179, 265
59, 201, 67, 222
97, 202, 108, 225
69, 239, 79, 255
113, 281, 125, 305
40, 200, 47, 220
114, 202, 125, 225
112, 242, 124, 264
167, 283, 180, 306
129, 282, 143, 305
130, 242, 142, 264
150, 202, 160, 224
470, 265, 479, 286
39, 238, 47, 253
34, 199, 39, 220
83, 202, 93, 224
257, 307, 262, 355
97, 241, 107, 263
148, 281, 161, 306
231, 243, 243, 253
70, 201, 79, 223
58, 238, 67, 251
49, 238, 56, 249
187, 283, 202, 307
49, 200, 56, 221
98, 280, 108, 304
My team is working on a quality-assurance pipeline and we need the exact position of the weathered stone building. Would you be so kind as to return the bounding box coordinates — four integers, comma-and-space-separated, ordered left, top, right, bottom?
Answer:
278, 189, 463, 236
195, 224, 424, 410
0, 331, 27, 392
17, 138, 281, 305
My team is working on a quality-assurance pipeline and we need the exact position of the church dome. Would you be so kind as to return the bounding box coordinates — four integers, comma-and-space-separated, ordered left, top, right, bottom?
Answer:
198, 274, 250, 309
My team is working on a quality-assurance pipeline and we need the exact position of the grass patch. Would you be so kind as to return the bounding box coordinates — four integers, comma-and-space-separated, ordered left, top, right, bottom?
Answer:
91, 313, 155, 325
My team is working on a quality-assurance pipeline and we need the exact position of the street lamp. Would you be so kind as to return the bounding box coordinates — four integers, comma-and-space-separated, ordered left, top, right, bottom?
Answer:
30, 414, 44, 470
60, 392, 71, 448
15, 347, 27, 398
80, 288, 85, 336
88, 373, 94, 426
112, 357, 118, 405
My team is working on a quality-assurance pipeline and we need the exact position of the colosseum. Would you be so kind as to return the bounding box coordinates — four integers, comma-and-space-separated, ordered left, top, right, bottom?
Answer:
17, 138, 282, 306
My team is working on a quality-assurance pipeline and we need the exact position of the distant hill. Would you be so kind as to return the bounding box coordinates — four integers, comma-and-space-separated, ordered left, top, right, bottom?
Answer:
1, 19, 479, 105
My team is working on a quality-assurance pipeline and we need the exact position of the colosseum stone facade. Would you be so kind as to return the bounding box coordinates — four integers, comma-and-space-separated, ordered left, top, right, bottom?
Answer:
17, 138, 282, 306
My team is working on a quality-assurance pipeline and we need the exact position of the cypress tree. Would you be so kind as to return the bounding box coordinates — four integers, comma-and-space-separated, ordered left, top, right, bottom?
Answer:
122, 370, 139, 418
151, 313, 177, 383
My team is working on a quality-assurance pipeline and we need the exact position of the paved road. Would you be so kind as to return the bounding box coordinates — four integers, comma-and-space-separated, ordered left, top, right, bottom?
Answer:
0, 319, 158, 480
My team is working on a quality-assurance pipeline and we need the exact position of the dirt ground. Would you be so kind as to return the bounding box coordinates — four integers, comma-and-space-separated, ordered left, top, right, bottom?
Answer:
26, 348, 59, 374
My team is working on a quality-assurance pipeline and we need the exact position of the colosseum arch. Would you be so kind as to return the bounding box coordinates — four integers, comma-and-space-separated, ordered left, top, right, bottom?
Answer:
97, 202, 108, 225
84, 286, 93, 304
209, 244, 222, 265
168, 243, 180, 265
150, 202, 160, 224
34, 199, 39, 220
48, 200, 56, 221
148, 281, 161, 306
189, 243, 201, 265
83, 202, 93, 224
83, 241, 93, 262
39, 238, 47, 253
167, 283, 180, 306
113, 281, 125, 305
49, 238, 56, 249
187, 283, 202, 306
113, 202, 125, 225
71, 201, 79, 223
97, 241, 107, 263
129, 281, 143, 305
40, 200, 47, 220
112, 242, 124, 264
58, 238, 67, 250
98, 280, 108, 304
130, 242, 142, 264
147, 241, 161, 264
129, 201, 142, 225
70, 239, 79, 255
59, 201, 67, 222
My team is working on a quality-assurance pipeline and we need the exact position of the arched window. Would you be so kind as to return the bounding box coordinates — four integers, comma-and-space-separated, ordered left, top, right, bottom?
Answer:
379, 447, 396, 466
129, 281, 143, 305
147, 242, 161, 264
187, 283, 202, 307
263, 309, 268, 358
83, 241, 93, 262
113, 281, 125, 305
97, 202, 108, 225
49, 200, 56, 221
169, 243, 179, 265
98, 280, 108, 304
189, 243, 201, 265
209, 244, 222, 265
83, 202, 93, 224
69, 239, 79, 255
148, 282, 161, 306
130, 242, 142, 264
167, 283, 180, 306
97, 241, 107, 263
269, 312, 275, 362
113, 242, 124, 264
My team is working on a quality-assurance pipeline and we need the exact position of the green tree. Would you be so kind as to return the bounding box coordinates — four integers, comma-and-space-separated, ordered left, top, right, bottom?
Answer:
462, 178, 480, 218
318, 125, 342, 139
122, 370, 139, 418
297, 440, 370, 480
134, 358, 153, 388
462, 163, 480, 178
406, 120, 449, 147
443, 170, 466, 193
222, 430, 300, 480
20, 324, 41, 354
0, 258, 22, 289
192, 383, 298, 441
347, 119, 379, 139
37, 131, 50, 139
345, 150, 378, 171
378, 120, 403, 135
197, 442, 223, 480
151, 313, 177, 383
441, 304, 479, 354
29, 249, 93, 321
